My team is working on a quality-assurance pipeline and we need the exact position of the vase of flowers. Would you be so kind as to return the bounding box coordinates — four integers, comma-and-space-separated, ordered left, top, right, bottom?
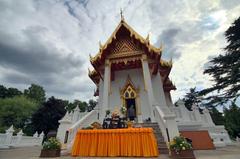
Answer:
169, 136, 195, 159
40, 137, 61, 158
120, 106, 127, 117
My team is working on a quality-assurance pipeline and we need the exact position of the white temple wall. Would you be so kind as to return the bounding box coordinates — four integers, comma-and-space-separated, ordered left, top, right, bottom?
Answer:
108, 68, 152, 120
164, 91, 173, 108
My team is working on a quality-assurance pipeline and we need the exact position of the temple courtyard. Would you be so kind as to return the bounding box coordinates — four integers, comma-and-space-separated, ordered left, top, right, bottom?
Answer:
0, 144, 240, 159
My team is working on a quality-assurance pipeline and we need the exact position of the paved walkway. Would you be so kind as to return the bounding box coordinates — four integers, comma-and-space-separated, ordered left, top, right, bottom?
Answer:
0, 144, 240, 159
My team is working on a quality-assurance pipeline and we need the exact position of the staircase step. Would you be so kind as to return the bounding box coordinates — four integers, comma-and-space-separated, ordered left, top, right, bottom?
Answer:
135, 122, 169, 155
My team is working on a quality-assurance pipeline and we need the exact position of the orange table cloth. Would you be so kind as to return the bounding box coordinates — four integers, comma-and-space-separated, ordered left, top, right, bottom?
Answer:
71, 128, 159, 157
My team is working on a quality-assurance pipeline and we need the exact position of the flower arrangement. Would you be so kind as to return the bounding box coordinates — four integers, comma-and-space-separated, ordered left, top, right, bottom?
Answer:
42, 137, 61, 150
169, 136, 192, 154
105, 110, 111, 117
120, 106, 127, 115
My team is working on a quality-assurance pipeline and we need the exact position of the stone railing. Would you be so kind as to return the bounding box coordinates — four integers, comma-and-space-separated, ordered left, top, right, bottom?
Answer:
0, 125, 44, 148
154, 106, 168, 142
66, 110, 98, 147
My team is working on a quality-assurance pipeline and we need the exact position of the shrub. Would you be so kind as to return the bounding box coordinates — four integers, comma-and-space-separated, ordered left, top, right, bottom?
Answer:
169, 136, 192, 154
42, 137, 61, 150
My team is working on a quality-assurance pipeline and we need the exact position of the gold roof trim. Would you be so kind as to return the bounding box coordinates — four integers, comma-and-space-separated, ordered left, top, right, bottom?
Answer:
90, 19, 162, 64
160, 59, 173, 68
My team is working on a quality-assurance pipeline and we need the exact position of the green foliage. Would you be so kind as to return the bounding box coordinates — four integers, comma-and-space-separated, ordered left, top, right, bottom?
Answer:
209, 107, 225, 125
42, 137, 61, 150
88, 99, 97, 111
0, 85, 22, 98
0, 96, 38, 130
200, 17, 240, 105
31, 96, 66, 135
65, 99, 89, 113
169, 136, 192, 153
183, 87, 201, 110
24, 84, 46, 104
224, 102, 240, 138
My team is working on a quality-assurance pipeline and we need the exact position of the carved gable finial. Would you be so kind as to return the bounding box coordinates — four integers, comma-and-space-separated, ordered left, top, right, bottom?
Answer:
120, 8, 124, 21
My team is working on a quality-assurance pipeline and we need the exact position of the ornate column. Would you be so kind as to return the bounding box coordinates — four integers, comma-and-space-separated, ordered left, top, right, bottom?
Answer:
102, 60, 111, 117
153, 71, 168, 107
141, 54, 155, 120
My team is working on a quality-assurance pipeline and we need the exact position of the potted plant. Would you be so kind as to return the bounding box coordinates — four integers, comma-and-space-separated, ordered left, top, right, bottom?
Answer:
40, 137, 61, 158
169, 136, 195, 159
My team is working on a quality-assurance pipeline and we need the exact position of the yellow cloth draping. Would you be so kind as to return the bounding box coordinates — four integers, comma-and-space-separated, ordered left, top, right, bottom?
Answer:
71, 128, 159, 157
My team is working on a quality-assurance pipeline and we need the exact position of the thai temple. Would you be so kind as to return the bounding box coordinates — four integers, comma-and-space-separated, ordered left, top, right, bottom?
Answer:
57, 15, 232, 154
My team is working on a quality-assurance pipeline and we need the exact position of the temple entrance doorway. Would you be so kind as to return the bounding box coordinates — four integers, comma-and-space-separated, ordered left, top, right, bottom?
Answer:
125, 98, 136, 120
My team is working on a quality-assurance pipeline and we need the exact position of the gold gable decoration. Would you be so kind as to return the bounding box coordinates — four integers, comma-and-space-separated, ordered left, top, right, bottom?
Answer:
90, 19, 162, 65
108, 37, 143, 59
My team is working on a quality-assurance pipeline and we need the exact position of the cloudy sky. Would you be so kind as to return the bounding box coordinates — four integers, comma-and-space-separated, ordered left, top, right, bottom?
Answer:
0, 0, 239, 102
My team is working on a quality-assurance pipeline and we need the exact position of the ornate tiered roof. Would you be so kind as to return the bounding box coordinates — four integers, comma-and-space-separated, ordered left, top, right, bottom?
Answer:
88, 17, 175, 93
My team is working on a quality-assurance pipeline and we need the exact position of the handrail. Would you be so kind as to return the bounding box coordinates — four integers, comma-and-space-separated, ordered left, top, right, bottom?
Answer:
154, 106, 168, 142
67, 110, 97, 144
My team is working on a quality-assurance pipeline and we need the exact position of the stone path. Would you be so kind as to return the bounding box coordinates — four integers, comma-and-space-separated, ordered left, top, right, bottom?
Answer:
0, 144, 240, 159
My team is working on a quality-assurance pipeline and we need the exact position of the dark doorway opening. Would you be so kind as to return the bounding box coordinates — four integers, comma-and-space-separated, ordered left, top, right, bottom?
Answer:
126, 98, 136, 119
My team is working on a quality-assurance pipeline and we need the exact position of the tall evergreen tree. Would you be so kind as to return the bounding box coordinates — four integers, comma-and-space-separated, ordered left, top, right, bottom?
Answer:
224, 102, 240, 138
200, 17, 240, 105
183, 87, 201, 110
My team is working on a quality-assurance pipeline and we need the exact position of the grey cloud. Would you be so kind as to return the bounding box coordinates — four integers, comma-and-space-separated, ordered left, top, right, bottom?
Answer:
0, 26, 84, 74
156, 27, 182, 60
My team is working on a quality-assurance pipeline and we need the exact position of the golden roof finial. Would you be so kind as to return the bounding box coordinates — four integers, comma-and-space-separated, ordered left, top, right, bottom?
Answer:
99, 41, 103, 51
120, 8, 124, 21
146, 33, 150, 44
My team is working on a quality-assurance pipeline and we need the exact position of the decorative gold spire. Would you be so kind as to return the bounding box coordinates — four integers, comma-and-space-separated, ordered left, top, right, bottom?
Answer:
120, 8, 124, 21
146, 33, 150, 45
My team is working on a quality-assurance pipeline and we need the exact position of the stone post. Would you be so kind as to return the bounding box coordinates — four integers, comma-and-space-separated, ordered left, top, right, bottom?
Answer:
5, 125, 14, 146
39, 132, 44, 145
56, 112, 72, 144
16, 130, 23, 145
33, 131, 38, 137
141, 55, 155, 121
72, 105, 80, 123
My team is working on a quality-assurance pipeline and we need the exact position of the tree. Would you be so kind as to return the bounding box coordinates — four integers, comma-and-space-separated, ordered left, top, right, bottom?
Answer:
88, 99, 97, 111
31, 96, 66, 135
0, 96, 38, 133
224, 102, 240, 138
209, 107, 224, 125
65, 100, 88, 113
0, 85, 22, 98
24, 84, 46, 104
200, 17, 240, 105
183, 87, 201, 110
7, 87, 22, 98
0, 85, 9, 98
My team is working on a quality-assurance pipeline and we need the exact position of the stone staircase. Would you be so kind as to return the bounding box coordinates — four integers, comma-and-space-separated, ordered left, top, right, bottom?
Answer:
137, 122, 169, 154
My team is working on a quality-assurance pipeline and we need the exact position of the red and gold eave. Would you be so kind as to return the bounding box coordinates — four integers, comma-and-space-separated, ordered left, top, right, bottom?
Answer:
88, 19, 176, 96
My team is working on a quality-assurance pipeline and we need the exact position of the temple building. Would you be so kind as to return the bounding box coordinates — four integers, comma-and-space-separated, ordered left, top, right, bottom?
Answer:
88, 17, 176, 124
57, 16, 232, 153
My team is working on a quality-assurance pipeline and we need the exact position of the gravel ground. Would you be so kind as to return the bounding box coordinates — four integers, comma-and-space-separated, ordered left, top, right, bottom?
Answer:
0, 144, 240, 159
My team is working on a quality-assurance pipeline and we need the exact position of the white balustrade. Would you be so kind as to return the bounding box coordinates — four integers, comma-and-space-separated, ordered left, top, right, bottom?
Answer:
0, 125, 43, 148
